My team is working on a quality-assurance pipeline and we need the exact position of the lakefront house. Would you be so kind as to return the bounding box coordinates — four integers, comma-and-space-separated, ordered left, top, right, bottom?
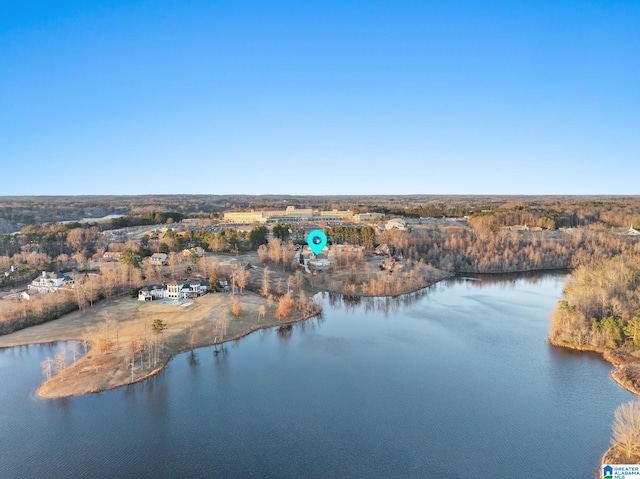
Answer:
138, 279, 209, 301
28, 271, 74, 294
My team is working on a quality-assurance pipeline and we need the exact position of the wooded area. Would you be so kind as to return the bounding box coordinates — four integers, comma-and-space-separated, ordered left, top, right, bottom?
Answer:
2, 195, 639, 233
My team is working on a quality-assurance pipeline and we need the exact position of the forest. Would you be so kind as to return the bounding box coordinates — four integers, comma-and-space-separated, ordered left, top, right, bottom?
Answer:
549, 251, 640, 350
1, 195, 639, 337
2, 195, 639, 233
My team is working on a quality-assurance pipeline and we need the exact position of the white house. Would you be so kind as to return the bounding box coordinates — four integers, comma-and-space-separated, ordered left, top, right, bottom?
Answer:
19, 291, 34, 301
151, 253, 168, 265
165, 280, 208, 299
183, 279, 208, 298
385, 218, 407, 231
138, 280, 208, 301
138, 285, 166, 301
28, 271, 74, 294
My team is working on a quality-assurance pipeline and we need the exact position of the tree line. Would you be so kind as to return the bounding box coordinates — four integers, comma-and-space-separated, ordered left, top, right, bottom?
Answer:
549, 250, 640, 350
376, 227, 633, 274
326, 226, 376, 248
109, 212, 184, 229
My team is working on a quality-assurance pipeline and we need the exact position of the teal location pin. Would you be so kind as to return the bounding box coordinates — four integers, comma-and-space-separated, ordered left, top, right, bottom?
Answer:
307, 230, 327, 255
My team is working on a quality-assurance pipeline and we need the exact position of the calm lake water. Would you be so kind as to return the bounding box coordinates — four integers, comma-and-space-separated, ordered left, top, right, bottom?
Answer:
0, 274, 633, 478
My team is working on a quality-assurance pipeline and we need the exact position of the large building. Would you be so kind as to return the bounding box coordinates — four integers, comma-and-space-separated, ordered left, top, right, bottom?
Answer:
319, 210, 353, 221
385, 218, 408, 231
138, 280, 208, 301
223, 210, 269, 224
223, 207, 354, 224
354, 212, 385, 222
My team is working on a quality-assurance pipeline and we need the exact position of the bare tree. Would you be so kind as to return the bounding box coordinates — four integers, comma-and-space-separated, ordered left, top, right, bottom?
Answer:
612, 400, 640, 460
128, 339, 140, 360
236, 269, 250, 295
69, 341, 80, 363
85, 274, 99, 307
168, 252, 181, 279
293, 270, 303, 294
188, 325, 198, 350
150, 319, 166, 367
126, 355, 134, 383
230, 265, 239, 295
257, 244, 269, 263
54, 344, 68, 380
74, 281, 88, 312
261, 266, 271, 297
268, 238, 282, 264
213, 312, 229, 343
280, 242, 295, 271
102, 312, 118, 351
266, 294, 275, 310
198, 256, 219, 279
41, 356, 54, 379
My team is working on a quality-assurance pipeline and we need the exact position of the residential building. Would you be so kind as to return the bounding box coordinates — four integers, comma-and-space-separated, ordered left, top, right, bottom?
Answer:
166, 280, 208, 299
103, 251, 122, 261
28, 271, 74, 294
138, 285, 166, 301
151, 253, 168, 265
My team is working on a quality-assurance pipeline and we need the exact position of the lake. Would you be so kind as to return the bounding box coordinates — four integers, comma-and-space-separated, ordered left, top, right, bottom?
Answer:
0, 273, 632, 478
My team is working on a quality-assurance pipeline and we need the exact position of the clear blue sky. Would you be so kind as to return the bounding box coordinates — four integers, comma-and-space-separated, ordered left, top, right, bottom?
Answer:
1, 1, 638, 195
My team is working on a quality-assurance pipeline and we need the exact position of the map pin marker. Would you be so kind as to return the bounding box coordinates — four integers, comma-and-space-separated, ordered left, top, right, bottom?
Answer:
307, 230, 327, 256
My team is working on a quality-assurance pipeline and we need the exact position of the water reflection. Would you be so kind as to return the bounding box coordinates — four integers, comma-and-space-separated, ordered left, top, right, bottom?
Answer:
325, 288, 433, 316
212, 344, 229, 359
277, 324, 293, 342
294, 314, 325, 335
453, 270, 569, 289
187, 350, 198, 367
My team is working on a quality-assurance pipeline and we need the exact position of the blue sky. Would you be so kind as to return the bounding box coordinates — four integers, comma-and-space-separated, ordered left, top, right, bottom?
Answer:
1, 1, 639, 195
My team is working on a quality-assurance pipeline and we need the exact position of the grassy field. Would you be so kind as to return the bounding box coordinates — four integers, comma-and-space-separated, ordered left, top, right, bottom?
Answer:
0, 291, 316, 398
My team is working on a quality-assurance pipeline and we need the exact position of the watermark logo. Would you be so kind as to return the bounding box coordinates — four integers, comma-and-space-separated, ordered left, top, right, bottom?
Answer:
603, 464, 640, 478
604, 465, 613, 479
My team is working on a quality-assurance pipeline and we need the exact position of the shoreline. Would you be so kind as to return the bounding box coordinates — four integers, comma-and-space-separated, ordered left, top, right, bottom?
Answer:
38, 308, 320, 398
1, 268, 563, 399
320, 271, 455, 299
2, 268, 458, 399
549, 337, 640, 466
549, 338, 640, 395
34, 301, 322, 399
